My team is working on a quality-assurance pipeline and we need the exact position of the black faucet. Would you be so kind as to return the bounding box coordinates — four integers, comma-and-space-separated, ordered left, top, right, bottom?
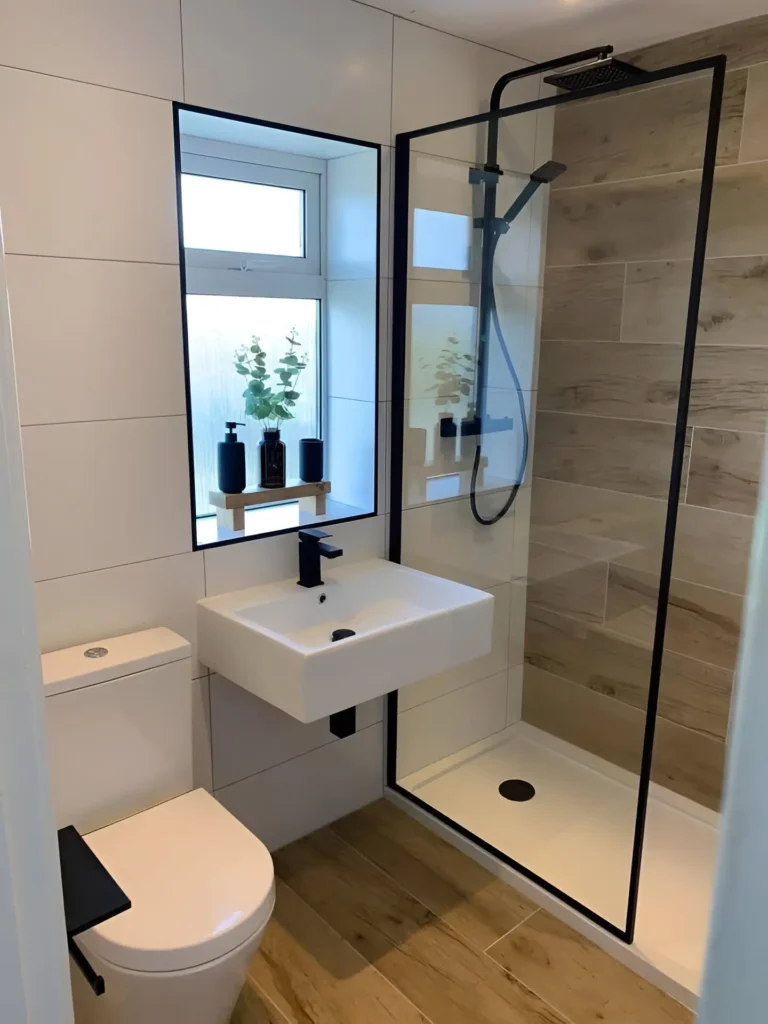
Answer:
297, 528, 343, 588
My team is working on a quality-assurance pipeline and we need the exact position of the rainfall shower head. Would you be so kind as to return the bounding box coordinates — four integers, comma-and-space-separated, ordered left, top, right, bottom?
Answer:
543, 56, 644, 92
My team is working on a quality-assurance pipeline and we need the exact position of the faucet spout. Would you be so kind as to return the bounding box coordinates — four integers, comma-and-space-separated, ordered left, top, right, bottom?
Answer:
297, 529, 344, 588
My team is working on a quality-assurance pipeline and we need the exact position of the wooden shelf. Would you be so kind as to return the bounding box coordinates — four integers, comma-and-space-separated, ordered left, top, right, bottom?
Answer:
209, 479, 331, 531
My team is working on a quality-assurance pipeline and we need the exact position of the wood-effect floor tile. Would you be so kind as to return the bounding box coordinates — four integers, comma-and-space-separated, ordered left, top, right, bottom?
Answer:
487, 910, 693, 1024
330, 799, 537, 951
231, 979, 289, 1024
275, 828, 569, 1024
248, 881, 429, 1024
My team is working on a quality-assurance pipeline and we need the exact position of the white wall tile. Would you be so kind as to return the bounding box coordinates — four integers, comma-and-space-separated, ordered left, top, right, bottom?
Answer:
210, 673, 383, 789
192, 674, 213, 791
401, 495, 517, 589
7, 256, 185, 425
34, 551, 205, 670
327, 279, 377, 402
0, 0, 183, 99
22, 416, 191, 581
396, 670, 508, 777
392, 19, 536, 169
398, 581, 509, 711
380, 146, 393, 279
181, 0, 393, 144
327, 397, 376, 511
511, 486, 531, 579
327, 150, 379, 280
0, 68, 178, 262
377, 401, 391, 516
508, 577, 527, 666
203, 513, 387, 596
215, 723, 384, 850
507, 664, 523, 726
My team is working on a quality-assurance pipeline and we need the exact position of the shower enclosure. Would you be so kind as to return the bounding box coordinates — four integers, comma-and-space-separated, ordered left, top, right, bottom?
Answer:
387, 49, 727, 964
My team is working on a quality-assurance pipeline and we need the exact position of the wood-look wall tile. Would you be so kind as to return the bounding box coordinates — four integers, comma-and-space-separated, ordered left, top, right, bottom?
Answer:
533, 412, 677, 499
622, 15, 768, 72
689, 346, 768, 431
523, 665, 725, 809
487, 910, 693, 1024
546, 171, 701, 266
330, 799, 537, 950
708, 161, 768, 258
671, 503, 753, 594
686, 426, 765, 515
605, 565, 743, 671
741, 63, 768, 162
623, 257, 768, 346
275, 829, 568, 1024
248, 881, 429, 1024
551, 71, 746, 189
527, 542, 607, 624
540, 264, 625, 340
525, 604, 732, 740
538, 341, 682, 422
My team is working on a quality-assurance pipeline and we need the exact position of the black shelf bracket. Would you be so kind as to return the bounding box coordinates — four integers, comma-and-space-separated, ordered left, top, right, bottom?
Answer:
330, 706, 356, 739
58, 825, 131, 997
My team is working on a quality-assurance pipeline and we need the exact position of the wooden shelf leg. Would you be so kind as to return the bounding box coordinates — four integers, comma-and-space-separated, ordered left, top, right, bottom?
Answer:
216, 506, 245, 532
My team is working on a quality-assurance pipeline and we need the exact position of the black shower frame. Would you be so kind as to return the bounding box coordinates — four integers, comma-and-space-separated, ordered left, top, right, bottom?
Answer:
386, 52, 727, 944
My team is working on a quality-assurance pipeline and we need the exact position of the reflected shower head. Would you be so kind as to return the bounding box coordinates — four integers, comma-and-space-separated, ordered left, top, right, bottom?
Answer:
543, 56, 644, 92
530, 161, 567, 184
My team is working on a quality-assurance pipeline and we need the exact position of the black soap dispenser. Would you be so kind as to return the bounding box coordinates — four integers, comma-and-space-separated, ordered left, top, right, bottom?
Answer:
218, 422, 246, 494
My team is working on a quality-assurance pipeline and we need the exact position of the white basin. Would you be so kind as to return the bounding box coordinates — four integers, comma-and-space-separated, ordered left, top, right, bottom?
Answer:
197, 558, 493, 722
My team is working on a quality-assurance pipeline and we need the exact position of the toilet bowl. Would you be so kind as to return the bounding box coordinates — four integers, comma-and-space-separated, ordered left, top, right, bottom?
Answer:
42, 628, 275, 1024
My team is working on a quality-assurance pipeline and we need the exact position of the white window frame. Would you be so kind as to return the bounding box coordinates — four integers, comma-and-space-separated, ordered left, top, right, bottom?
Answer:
179, 136, 328, 527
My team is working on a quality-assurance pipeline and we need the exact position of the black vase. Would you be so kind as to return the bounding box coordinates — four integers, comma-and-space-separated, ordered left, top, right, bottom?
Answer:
299, 438, 324, 483
259, 428, 286, 488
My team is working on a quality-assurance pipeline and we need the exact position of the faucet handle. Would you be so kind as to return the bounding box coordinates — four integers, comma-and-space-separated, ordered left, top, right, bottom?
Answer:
298, 528, 332, 543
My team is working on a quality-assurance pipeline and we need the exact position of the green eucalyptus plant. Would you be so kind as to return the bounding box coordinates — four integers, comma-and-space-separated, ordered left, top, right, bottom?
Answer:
428, 334, 476, 407
234, 328, 307, 430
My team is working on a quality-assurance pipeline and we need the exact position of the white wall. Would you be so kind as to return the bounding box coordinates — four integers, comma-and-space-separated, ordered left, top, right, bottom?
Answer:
0, 0, 533, 850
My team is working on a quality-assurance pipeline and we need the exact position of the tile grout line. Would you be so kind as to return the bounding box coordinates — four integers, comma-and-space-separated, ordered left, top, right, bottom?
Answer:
482, 907, 540, 953
551, 152, 768, 195
271, 877, 438, 1024
546, 249, 768, 270
242, 976, 292, 1024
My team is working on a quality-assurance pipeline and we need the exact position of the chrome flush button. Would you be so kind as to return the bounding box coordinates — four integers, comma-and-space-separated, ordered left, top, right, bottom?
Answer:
84, 647, 109, 659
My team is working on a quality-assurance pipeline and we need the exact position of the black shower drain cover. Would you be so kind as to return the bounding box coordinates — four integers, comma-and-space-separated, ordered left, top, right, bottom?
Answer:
499, 779, 535, 802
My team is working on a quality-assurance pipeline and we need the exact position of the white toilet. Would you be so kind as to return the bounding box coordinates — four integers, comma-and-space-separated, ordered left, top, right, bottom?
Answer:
42, 627, 275, 1024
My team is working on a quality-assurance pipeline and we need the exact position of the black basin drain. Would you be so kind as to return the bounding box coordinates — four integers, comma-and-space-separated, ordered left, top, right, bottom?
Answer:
330, 628, 356, 642
499, 779, 536, 802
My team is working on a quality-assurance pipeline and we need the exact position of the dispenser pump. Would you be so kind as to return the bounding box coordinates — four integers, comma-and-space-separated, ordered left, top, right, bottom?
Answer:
224, 421, 245, 442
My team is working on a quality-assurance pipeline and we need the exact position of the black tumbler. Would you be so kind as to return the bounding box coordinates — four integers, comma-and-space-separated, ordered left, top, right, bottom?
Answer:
299, 438, 324, 483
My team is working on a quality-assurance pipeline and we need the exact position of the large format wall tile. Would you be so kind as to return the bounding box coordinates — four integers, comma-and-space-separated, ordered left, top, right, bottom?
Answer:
22, 417, 191, 580
392, 18, 536, 170
623, 256, 768, 346
181, 0, 393, 144
523, 666, 725, 809
0, 68, 178, 262
0, 0, 183, 98
34, 551, 206, 673
210, 675, 382, 790
741, 62, 768, 162
533, 412, 677, 499
396, 672, 508, 778
624, 14, 768, 72
686, 426, 765, 516
527, 543, 607, 624
708, 161, 768, 258
540, 264, 625, 341
547, 171, 701, 266
7, 257, 185, 425
689, 347, 768, 431
216, 725, 384, 852
525, 604, 733, 740
551, 71, 746, 189
605, 565, 743, 671
538, 342, 682, 423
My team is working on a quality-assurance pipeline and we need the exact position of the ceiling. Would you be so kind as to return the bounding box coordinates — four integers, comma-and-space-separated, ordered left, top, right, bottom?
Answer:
367, 0, 767, 60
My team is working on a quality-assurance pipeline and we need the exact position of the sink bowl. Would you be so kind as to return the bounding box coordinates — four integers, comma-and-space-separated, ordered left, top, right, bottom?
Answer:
197, 558, 494, 722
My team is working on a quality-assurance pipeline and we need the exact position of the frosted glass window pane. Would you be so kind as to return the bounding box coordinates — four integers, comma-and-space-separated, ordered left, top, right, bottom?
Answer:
413, 209, 471, 271
181, 174, 305, 256
186, 295, 319, 514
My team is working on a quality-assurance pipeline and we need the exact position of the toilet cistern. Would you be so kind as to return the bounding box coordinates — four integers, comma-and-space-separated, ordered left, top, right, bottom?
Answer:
297, 527, 343, 588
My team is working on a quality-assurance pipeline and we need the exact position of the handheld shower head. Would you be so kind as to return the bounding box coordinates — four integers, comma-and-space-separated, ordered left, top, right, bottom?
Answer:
530, 161, 567, 185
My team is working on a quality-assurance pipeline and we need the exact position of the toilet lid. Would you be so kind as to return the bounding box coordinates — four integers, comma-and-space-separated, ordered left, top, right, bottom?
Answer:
79, 790, 275, 973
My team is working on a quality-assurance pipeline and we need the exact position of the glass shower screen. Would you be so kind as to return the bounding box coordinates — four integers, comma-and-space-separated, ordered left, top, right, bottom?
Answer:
387, 55, 726, 941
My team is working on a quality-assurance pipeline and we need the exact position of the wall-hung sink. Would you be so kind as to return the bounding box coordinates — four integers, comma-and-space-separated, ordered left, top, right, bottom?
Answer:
197, 558, 493, 722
